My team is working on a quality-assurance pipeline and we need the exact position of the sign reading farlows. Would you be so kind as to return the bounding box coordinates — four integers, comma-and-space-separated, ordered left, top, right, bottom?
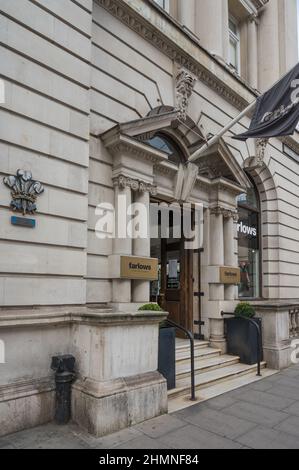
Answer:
220, 267, 241, 285
120, 256, 158, 280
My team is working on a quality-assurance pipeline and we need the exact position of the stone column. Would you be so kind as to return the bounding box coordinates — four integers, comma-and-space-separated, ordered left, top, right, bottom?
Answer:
112, 177, 132, 303
247, 15, 258, 89
209, 207, 224, 301
132, 188, 151, 303
177, 0, 196, 33
223, 211, 237, 301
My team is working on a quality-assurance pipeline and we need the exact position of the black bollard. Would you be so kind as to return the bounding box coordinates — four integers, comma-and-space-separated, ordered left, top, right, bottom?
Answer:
51, 354, 75, 425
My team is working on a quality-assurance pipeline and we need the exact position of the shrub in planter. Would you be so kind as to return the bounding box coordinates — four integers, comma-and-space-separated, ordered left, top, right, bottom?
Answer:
138, 304, 176, 390
138, 303, 163, 312
225, 303, 263, 365
234, 302, 255, 318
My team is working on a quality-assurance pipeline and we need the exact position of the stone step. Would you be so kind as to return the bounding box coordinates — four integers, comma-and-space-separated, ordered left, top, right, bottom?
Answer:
168, 361, 267, 400
176, 346, 222, 364
168, 367, 278, 413
175, 340, 210, 355
176, 354, 240, 380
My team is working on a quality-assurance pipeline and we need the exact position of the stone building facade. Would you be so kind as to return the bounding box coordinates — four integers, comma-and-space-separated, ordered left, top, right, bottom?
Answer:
0, 0, 299, 437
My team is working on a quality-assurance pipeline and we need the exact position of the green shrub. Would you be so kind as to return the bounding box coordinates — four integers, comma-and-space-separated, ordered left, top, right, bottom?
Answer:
234, 302, 255, 319
138, 303, 163, 312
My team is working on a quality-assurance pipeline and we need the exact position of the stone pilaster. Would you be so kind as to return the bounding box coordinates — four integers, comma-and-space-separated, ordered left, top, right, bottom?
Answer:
223, 210, 238, 301
177, 0, 196, 33
132, 187, 151, 303
247, 15, 258, 89
209, 206, 224, 301
112, 176, 133, 304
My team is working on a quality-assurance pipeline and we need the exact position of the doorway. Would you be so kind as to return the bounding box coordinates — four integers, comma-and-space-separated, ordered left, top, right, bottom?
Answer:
150, 209, 194, 333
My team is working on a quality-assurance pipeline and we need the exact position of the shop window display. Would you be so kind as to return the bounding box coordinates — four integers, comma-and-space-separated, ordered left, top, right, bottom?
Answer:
237, 184, 260, 299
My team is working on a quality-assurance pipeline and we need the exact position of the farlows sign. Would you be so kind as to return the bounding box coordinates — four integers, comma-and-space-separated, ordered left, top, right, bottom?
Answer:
237, 221, 257, 237
120, 256, 158, 280
220, 267, 241, 285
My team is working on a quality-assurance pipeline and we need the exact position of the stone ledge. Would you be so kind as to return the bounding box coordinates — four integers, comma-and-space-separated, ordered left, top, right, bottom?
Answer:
0, 307, 167, 328
252, 301, 299, 312
0, 376, 54, 403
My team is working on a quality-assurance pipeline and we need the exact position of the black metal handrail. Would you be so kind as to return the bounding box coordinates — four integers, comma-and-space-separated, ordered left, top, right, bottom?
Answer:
221, 312, 262, 377
166, 318, 196, 401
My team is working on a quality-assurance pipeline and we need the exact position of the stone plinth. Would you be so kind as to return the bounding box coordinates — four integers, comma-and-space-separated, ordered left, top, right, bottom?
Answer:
0, 307, 168, 438
71, 310, 168, 436
253, 303, 293, 370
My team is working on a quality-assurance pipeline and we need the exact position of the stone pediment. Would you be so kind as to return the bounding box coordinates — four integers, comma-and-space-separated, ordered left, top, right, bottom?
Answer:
101, 107, 206, 154
195, 138, 250, 190
100, 110, 179, 143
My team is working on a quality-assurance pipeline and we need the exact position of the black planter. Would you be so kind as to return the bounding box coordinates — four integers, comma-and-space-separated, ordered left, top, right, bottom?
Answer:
158, 327, 176, 390
225, 317, 263, 365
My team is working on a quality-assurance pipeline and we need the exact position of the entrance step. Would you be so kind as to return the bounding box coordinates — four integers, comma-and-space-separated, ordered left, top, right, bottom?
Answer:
169, 361, 267, 400
168, 338, 277, 413
176, 339, 210, 352
168, 367, 277, 414
176, 354, 240, 380
176, 346, 222, 365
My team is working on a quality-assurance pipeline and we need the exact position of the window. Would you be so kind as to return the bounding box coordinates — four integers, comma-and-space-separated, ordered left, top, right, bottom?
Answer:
153, 0, 170, 12
237, 183, 260, 299
283, 143, 299, 163
145, 134, 185, 166
229, 16, 240, 73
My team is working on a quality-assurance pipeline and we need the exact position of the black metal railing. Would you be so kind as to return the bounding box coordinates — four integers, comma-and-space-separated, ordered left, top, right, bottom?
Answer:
221, 312, 262, 377
166, 318, 196, 401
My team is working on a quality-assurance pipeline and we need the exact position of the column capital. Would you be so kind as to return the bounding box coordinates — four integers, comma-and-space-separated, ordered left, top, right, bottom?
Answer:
210, 206, 238, 221
112, 175, 157, 196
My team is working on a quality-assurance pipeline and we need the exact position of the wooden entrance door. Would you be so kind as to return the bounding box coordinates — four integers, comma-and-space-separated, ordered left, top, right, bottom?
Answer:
160, 237, 193, 333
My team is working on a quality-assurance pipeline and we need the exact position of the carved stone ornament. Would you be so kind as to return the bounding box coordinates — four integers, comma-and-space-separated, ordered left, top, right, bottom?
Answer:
113, 175, 157, 196
3, 169, 44, 215
256, 138, 268, 165
210, 206, 238, 221
175, 68, 197, 121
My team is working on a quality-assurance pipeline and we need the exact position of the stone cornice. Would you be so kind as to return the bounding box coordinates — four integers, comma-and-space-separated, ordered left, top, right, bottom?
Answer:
0, 307, 166, 328
154, 161, 178, 176
102, 133, 168, 164
210, 177, 245, 196
96, 0, 254, 111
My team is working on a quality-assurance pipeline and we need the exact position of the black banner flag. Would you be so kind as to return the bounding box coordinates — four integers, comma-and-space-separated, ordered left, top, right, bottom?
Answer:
233, 63, 299, 141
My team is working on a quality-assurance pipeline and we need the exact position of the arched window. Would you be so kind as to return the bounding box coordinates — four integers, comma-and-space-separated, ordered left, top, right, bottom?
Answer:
145, 133, 185, 166
237, 181, 260, 299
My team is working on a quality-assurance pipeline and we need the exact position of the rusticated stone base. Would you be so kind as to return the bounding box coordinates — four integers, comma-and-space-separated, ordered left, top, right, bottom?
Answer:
72, 371, 168, 437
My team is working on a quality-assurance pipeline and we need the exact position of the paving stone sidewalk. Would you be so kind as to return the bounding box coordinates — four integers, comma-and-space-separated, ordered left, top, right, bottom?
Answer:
2, 364, 299, 449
